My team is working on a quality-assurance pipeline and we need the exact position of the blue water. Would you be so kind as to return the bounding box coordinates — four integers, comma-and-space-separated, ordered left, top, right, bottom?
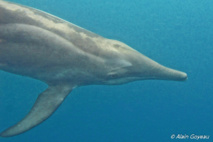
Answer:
0, 0, 213, 141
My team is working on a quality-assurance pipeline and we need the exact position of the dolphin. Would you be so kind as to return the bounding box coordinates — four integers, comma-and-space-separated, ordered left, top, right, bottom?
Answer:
0, 0, 187, 137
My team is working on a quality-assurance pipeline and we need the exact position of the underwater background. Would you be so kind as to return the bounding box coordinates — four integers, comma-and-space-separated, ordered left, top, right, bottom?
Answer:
0, 0, 213, 141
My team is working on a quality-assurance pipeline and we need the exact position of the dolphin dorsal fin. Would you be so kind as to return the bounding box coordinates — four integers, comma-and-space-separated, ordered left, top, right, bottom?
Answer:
0, 84, 74, 137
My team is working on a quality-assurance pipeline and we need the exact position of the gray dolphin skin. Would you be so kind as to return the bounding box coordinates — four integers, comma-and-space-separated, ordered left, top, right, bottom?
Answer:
0, 0, 187, 137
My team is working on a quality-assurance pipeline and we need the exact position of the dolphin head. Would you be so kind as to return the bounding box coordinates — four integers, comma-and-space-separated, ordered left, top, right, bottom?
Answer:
102, 40, 187, 85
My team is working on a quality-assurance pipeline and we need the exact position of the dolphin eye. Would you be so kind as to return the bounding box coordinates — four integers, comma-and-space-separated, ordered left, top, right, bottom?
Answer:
107, 72, 118, 79
110, 74, 117, 78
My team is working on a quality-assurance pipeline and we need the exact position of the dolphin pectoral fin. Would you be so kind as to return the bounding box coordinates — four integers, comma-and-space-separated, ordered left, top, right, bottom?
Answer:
0, 84, 73, 137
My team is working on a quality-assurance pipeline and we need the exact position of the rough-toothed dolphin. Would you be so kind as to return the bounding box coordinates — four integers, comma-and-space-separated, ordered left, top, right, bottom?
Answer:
0, 0, 187, 137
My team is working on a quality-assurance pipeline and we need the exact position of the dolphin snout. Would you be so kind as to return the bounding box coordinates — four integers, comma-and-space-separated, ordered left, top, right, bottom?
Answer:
178, 72, 188, 81
157, 66, 188, 81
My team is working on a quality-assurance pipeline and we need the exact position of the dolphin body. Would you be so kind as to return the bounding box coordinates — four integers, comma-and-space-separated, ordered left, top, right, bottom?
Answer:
0, 0, 187, 137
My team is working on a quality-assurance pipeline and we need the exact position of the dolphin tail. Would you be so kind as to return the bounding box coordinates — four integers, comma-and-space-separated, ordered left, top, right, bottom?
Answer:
0, 84, 73, 137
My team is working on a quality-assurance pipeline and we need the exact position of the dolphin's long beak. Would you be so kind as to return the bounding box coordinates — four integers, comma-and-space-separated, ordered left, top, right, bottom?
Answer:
154, 65, 188, 81
135, 53, 188, 81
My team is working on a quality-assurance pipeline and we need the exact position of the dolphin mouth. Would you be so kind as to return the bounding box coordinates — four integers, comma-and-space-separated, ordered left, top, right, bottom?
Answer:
156, 66, 188, 81
179, 72, 188, 81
